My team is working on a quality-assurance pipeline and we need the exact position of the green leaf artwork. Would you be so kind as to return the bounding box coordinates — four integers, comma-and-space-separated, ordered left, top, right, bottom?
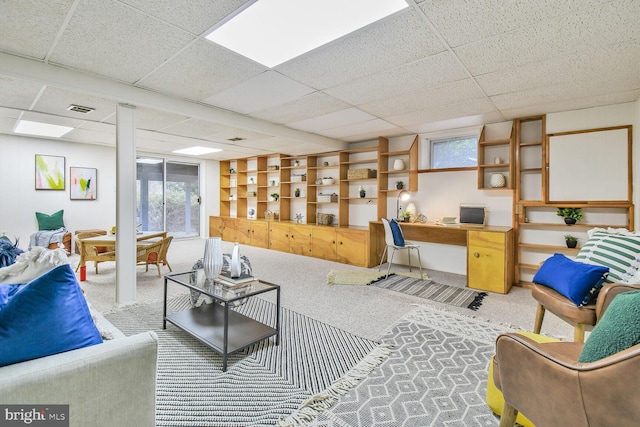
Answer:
35, 155, 65, 190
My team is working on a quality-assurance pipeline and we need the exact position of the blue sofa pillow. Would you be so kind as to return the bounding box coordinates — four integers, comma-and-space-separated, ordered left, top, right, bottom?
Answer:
579, 290, 640, 362
532, 253, 609, 306
0, 264, 102, 367
388, 219, 405, 247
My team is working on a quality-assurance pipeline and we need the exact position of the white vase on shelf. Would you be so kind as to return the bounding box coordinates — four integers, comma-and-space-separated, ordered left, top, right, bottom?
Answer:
393, 159, 405, 170
490, 173, 506, 188
203, 237, 223, 280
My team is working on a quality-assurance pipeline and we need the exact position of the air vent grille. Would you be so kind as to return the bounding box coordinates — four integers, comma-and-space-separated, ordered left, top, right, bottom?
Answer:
228, 137, 245, 142
66, 104, 95, 114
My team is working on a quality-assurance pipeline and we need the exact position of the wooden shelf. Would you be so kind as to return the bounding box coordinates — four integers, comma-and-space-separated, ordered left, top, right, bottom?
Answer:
341, 159, 377, 166
519, 141, 542, 147
479, 138, 511, 146
519, 222, 618, 229
519, 243, 580, 253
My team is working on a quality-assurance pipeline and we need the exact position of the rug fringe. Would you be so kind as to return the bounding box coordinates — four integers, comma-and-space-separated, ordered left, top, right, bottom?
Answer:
276, 343, 394, 427
467, 291, 488, 311
365, 272, 395, 285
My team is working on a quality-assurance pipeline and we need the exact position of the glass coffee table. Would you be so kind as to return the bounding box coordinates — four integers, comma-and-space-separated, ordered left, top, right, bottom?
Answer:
163, 270, 280, 371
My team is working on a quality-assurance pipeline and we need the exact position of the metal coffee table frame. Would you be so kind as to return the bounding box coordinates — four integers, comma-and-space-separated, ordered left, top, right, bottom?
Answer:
163, 271, 280, 371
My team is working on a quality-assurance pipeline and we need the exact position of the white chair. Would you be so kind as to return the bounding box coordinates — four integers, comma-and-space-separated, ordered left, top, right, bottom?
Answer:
378, 218, 423, 279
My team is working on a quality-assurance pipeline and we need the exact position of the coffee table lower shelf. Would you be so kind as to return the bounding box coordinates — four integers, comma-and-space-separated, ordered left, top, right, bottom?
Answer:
165, 302, 277, 370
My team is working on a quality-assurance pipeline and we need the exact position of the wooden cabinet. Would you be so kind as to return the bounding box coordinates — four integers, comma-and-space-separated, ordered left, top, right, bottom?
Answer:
336, 228, 368, 267
289, 225, 312, 256
478, 122, 514, 190
311, 226, 337, 261
268, 222, 291, 252
467, 229, 514, 294
235, 219, 269, 248
209, 216, 236, 242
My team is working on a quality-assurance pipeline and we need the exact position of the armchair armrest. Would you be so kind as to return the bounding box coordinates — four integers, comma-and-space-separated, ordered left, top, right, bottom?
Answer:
595, 283, 640, 319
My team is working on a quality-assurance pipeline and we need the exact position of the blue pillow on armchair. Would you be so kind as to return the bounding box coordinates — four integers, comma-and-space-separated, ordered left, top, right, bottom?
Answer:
0, 264, 102, 366
532, 253, 609, 306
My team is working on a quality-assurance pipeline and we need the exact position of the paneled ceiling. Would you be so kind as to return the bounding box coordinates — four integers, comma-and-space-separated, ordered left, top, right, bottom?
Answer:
0, 0, 639, 160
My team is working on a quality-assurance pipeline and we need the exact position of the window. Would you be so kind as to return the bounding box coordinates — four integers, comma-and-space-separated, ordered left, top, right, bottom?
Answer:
430, 136, 478, 169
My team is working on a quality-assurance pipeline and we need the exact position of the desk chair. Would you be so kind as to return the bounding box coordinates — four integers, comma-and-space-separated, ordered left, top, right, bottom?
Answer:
378, 218, 423, 279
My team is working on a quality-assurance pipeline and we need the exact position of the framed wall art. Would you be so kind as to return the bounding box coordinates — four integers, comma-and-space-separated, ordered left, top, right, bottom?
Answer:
35, 154, 65, 190
70, 167, 97, 200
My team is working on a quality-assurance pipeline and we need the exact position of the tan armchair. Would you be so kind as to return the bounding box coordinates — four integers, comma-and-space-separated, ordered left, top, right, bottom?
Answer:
493, 283, 640, 427
74, 231, 115, 274
136, 236, 172, 277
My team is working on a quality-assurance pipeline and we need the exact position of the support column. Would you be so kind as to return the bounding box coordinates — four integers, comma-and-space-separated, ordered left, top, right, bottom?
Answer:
115, 103, 137, 305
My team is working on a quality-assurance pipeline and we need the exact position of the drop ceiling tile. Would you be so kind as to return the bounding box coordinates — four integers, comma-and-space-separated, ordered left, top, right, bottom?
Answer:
288, 108, 376, 133
0, 107, 21, 119
324, 52, 468, 105
491, 76, 640, 111
64, 128, 115, 145
0, 116, 18, 133
387, 98, 497, 128
277, 8, 445, 90
359, 78, 484, 118
455, 1, 640, 76
477, 39, 640, 97
21, 111, 86, 128
205, 128, 273, 144
250, 92, 351, 125
104, 106, 189, 131
76, 121, 115, 132
0, 0, 74, 59
119, 0, 246, 35
34, 87, 116, 121
202, 71, 316, 114
420, 0, 611, 48
160, 118, 235, 139
318, 118, 398, 139
0, 77, 45, 110
407, 111, 506, 134
338, 127, 409, 143
137, 39, 266, 101
49, 0, 195, 83
501, 90, 640, 120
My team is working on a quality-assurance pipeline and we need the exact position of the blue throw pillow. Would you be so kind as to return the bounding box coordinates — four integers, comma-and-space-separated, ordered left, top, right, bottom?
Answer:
388, 219, 405, 247
579, 290, 640, 362
0, 264, 102, 367
532, 253, 609, 306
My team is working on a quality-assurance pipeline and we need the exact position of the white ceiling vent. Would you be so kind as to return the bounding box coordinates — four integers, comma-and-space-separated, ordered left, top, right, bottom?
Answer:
66, 104, 95, 114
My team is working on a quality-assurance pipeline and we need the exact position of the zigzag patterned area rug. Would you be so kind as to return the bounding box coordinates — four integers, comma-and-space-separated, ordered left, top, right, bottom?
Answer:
307, 304, 517, 427
105, 295, 391, 427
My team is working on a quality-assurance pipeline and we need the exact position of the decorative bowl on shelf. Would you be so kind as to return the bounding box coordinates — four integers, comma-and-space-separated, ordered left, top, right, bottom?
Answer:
322, 177, 334, 185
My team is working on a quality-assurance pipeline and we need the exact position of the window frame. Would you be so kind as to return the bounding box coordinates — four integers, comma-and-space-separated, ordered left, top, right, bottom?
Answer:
428, 134, 479, 170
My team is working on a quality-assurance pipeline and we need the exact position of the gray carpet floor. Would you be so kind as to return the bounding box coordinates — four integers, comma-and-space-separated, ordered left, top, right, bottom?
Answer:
76, 237, 574, 341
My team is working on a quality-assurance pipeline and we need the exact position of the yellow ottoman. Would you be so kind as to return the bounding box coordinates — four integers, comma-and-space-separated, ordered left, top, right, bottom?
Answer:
486, 331, 560, 427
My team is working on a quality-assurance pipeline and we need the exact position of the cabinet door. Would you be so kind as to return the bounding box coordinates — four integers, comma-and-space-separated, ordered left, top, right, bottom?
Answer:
221, 217, 236, 242
209, 216, 224, 238
311, 227, 336, 261
290, 224, 312, 256
250, 221, 269, 249
468, 231, 508, 294
269, 222, 291, 252
336, 229, 367, 267
235, 219, 252, 245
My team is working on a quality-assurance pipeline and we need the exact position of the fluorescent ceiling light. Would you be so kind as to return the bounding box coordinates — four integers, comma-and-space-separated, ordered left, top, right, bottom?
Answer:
172, 146, 222, 155
14, 120, 73, 138
136, 158, 163, 164
206, 0, 408, 67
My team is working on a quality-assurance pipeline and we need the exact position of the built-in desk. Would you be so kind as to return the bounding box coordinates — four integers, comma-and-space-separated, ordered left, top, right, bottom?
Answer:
369, 222, 514, 294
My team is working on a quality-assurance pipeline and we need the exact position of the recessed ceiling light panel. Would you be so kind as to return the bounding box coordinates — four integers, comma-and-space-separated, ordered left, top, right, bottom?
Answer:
14, 120, 73, 138
206, 0, 408, 67
172, 146, 222, 155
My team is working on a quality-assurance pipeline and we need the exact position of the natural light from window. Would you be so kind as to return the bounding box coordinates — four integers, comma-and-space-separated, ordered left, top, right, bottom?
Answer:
430, 136, 478, 169
206, 0, 409, 67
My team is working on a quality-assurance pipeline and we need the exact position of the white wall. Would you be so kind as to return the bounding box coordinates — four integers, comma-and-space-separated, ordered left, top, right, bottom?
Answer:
0, 134, 218, 250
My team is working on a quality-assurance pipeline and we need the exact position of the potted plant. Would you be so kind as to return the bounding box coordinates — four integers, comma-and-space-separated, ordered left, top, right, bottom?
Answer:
359, 185, 366, 198
565, 234, 578, 248
396, 181, 404, 190
269, 192, 279, 201
557, 207, 583, 225
322, 177, 334, 185
294, 188, 301, 197
401, 210, 411, 222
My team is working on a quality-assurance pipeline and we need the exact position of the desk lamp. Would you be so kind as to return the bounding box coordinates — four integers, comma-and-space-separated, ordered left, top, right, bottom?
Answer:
397, 190, 410, 219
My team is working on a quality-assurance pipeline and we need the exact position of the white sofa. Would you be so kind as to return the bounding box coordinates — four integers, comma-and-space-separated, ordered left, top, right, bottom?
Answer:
0, 312, 159, 427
